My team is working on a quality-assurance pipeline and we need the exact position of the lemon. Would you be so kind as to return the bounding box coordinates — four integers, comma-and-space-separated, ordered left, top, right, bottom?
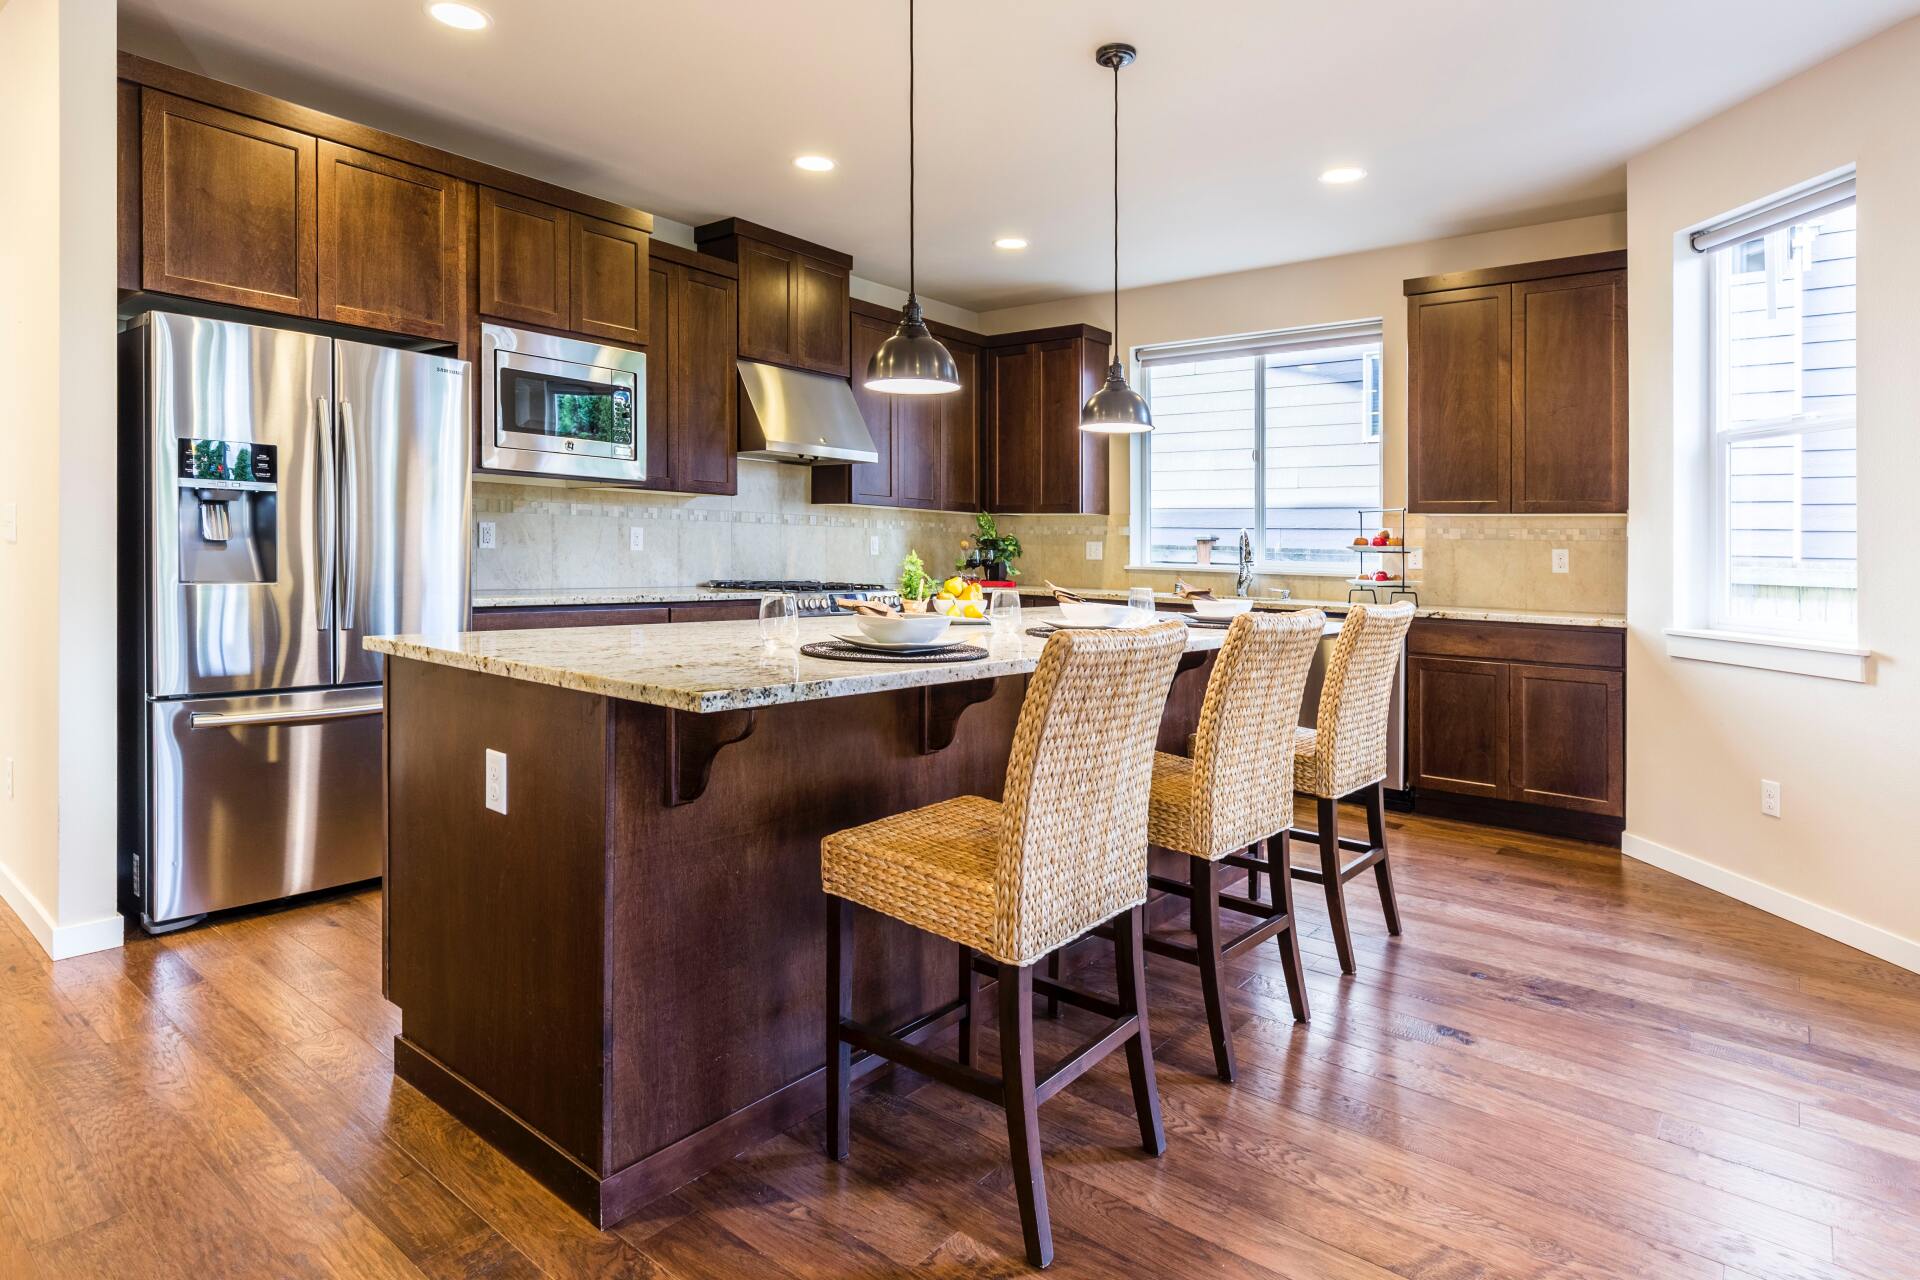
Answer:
942, 576, 967, 597
961, 601, 985, 619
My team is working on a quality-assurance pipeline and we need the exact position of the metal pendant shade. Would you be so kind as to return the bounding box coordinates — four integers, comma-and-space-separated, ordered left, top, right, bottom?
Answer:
865, 0, 959, 396
1082, 43, 1152, 434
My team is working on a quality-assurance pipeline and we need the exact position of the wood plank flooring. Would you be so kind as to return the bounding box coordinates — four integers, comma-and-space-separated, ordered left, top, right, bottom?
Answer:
5, 806, 1920, 1277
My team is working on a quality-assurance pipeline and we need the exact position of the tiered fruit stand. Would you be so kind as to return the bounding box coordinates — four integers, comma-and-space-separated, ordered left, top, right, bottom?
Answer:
1347, 506, 1418, 606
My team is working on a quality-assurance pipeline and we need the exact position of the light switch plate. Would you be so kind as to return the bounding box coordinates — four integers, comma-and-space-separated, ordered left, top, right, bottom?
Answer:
1551, 548, 1570, 574
484, 749, 508, 815
477, 521, 497, 550
0, 501, 15, 544
1085, 540, 1104, 561
629, 525, 645, 552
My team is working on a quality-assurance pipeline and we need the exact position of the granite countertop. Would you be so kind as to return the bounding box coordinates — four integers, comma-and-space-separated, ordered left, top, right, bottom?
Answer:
366, 608, 1269, 714
1056, 587, 1625, 630
472, 586, 768, 609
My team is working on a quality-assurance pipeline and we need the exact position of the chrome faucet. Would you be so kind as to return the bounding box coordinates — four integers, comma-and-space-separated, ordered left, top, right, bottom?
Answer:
1236, 529, 1254, 598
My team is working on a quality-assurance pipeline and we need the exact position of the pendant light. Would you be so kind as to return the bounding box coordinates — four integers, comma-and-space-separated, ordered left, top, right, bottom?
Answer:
1081, 43, 1152, 433
865, 0, 960, 395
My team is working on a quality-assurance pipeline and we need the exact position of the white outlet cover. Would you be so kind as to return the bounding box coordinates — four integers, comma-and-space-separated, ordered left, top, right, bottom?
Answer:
485, 748, 508, 815
0, 501, 15, 543
3, 757, 11, 800
1408, 546, 1424, 570
1551, 548, 1570, 574
1760, 779, 1782, 818
869, 535, 881, 555
477, 521, 497, 549
629, 525, 645, 552
1085, 540, 1105, 561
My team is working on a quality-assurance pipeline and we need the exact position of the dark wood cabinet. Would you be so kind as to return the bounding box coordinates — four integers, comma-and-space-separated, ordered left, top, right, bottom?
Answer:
984, 327, 1110, 515
317, 141, 467, 342
1405, 251, 1626, 514
472, 599, 759, 630
633, 243, 739, 496
815, 305, 983, 511
140, 90, 317, 316
694, 219, 851, 377
1407, 618, 1625, 839
477, 187, 571, 330
571, 216, 650, 346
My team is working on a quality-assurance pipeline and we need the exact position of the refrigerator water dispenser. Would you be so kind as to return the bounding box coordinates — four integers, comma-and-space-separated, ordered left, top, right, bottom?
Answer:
176, 437, 277, 585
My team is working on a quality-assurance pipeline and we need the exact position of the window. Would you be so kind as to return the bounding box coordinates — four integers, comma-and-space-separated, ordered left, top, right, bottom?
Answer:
1696, 176, 1856, 639
1135, 322, 1384, 572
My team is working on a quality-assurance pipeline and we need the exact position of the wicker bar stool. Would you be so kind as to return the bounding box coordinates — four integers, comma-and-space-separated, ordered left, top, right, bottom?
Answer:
820, 622, 1187, 1270
1141, 610, 1325, 1082
1276, 601, 1415, 975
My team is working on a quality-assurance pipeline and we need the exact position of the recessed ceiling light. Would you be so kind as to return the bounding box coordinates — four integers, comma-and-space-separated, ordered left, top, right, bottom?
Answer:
793, 155, 836, 173
427, 2, 490, 30
1320, 166, 1367, 185
993, 237, 1029, 250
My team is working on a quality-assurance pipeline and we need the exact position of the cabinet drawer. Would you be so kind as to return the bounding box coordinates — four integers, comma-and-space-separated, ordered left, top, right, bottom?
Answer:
472, 605, 669, 630
666, 602, 760, 623
1408, 618, 1621, 668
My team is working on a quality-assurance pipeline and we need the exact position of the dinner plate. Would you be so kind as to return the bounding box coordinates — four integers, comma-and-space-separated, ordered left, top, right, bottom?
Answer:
831, 633, 956, 654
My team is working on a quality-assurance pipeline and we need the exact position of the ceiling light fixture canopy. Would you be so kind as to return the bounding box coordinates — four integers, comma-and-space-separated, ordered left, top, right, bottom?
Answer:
1082, 42, 1152, 434
865, 0, 960, 395
426, 2, 490, 31
793, 155, 836, 172
1320, 165, 1367, 184
994, 237, 1029, 250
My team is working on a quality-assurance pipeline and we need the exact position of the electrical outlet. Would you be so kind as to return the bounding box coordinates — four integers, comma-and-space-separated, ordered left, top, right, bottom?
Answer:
1760, 779, 1781, 818
484, 749, 508, 815
628, 525, 645, 552
477, 521, 497, 550
1085, 540, 1104, 561
1408, 546, 1424, 571
1551, 548, 1570, 574
0, 501, 15, 544
869, 534, 881, 556
3, 758, 12, 800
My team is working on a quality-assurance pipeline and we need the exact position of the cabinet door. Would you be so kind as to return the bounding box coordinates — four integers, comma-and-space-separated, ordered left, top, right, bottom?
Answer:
317, 142, 466, 342
1512, 271, 1627, 513
570, 217, 650, 346
792, 253, 851, 375
1509, 663, 1624, 815
1408, 655, 1509, 799
667, 602, 761, 623
893, 393, 941, 509
1408, 285, 1512, 513
141, 90, 317, 316
1037, 339, 1085, 513
640, 263, 674, 488
478, 188, 570, 330
987, 344, 1040, 512
670, 267, 739, 495
736, 240, 795, 364
940, 341, 981, 511
846, 312, 895, 502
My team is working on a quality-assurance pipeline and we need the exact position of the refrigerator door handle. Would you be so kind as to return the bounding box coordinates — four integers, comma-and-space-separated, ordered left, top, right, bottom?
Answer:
188, 699, 383, 730
316, 397, 336, 630
340, 399, 360, 631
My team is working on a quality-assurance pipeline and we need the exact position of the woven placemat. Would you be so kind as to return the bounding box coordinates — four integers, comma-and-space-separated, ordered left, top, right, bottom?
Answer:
800, 640, 990, 664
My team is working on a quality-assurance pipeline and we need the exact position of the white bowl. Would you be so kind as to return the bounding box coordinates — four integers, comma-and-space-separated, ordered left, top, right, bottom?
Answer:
1056, 601, 1138, 628
854, 612, 953, 646
1189, 597, 1255, 620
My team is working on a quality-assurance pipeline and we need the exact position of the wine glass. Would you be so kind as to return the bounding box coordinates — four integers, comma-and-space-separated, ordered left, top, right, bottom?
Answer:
988, 588, 1021, 639
1127, 586, 1156, 621
758, 593, 799, 652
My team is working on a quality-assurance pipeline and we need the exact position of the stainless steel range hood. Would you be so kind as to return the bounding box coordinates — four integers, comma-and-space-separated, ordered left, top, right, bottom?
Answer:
736, 360, 878, 465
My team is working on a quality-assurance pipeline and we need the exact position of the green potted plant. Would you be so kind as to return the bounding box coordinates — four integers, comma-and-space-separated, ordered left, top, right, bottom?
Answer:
898, 549, 935, 612
966, 512, 1022, 580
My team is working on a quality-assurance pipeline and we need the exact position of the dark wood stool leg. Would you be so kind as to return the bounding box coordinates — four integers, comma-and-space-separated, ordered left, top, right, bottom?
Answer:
1113, 904, 1166, 1154
957, 943, 979, 1068
1043, 951, 1061, 1019
1188, 856, 1236, 1083
1366, 782, 1402, 937
997, 962, 1053, 1268
1318, 796, 1357, 975
1269, 832, 1311, 1022
825, 895, 853, 1160
1245, 841, 1262, 904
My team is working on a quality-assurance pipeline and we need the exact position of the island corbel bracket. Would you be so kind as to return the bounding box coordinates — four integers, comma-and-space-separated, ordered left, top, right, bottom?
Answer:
919, 679, 997, 755
665, 708, 758, 806
1175, 650, 1210, 679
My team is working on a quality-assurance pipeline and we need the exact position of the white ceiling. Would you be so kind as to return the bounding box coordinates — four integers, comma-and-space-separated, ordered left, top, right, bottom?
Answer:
120, 0, 1920, 312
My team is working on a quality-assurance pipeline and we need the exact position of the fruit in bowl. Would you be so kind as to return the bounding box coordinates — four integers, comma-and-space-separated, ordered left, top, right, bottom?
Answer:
855, 612, 953, 645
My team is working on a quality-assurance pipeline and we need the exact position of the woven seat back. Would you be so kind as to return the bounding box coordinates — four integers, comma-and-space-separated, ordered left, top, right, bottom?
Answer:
1306, 602, 1415, 798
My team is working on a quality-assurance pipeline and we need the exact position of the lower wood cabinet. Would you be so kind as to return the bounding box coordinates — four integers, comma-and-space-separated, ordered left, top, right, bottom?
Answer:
471, 599, 760, 631
1408, 619, 1624, 831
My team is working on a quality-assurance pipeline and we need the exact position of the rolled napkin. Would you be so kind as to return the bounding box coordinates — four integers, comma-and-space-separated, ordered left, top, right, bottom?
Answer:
1044, 580, 1086, 604
834, 598, 897, 617
1173, 578, 1216, 601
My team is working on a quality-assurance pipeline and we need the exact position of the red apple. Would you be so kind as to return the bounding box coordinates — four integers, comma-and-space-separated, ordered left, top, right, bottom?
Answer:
1374, 570, 1390, 582
1371, 534, 1388, 546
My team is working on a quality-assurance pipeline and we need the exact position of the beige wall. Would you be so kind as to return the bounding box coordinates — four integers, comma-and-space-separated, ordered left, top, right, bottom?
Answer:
0, 0, 122, 958
1625, 17, 1920, 968
974, 213, 1629, 612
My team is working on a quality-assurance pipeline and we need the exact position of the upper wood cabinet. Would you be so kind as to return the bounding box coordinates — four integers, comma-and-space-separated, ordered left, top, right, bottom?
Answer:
570, 216, 650, 346
694, 219, 852, 377
477, 187, 571, 330
636, 243, 738, 496
984, 327, 1110, 515
1405, 252, 1627, 514
317, 141, 467, 342
140, 90, 317, 316
813, 305, 982, 512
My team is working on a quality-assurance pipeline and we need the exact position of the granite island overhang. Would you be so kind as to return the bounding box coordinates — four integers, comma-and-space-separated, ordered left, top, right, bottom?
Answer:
365, 610, 1246, 1225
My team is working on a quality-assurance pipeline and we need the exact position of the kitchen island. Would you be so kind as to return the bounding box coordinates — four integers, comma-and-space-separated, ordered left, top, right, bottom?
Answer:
367, 610, 1240, 1226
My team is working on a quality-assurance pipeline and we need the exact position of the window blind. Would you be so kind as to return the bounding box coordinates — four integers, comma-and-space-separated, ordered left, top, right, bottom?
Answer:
1136, 319, 1383, 367
1689, 173, 1855, 253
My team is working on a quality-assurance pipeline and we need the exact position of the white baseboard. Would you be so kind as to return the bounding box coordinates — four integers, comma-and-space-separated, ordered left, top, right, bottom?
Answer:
0, 859, 125, 961
1621, 832, 1920, 975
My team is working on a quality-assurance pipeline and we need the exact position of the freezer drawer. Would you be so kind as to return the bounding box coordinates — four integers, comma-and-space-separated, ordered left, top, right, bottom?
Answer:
145, 688, 383, 926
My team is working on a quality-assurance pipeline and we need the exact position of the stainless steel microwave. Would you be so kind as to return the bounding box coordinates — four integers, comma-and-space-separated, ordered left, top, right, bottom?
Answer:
479, 322, 647, 483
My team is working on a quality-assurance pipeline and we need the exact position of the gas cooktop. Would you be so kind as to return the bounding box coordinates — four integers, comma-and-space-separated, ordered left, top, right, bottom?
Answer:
704, 580, 901, 617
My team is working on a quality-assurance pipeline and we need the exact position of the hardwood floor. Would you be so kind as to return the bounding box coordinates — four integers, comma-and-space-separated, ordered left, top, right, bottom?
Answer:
5, 806, 1920, 1277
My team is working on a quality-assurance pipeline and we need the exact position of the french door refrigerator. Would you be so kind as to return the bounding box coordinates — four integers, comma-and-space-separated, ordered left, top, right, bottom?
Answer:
121, 311, 470, 931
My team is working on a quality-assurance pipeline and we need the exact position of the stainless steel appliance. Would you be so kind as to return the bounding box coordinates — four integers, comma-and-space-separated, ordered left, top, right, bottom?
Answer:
735, 360, 877, 465
121, 311, 472, 931
703, 579, 900, 617
479, 321, 646, 482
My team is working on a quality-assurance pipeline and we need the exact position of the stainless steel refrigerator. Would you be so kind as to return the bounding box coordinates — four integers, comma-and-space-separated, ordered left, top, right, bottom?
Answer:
120, 311, 471, 931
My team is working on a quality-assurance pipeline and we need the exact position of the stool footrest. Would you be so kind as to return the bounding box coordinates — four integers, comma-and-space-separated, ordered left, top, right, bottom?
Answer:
838, 1007, 1002, 1104
1035, 1016, 1141, 1105
1288, 843, 1385, 884
1221, 911, 1298, 961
